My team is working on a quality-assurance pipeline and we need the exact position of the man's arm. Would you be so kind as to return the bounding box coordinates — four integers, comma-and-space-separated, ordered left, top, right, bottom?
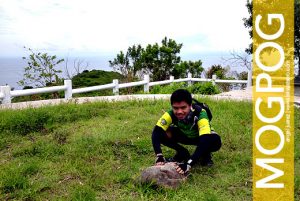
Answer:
156, 112, 172, 131
197, 109, 211, 135
152, 126, 166, 155
152, 112, 172, 165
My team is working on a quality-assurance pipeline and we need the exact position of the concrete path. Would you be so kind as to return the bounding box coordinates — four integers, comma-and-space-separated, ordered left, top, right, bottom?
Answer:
212, 87, 300, 108
0, 88, 299, 110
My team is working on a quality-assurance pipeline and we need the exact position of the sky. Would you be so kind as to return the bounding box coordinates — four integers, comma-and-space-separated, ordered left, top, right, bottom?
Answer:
0, 0, 251, 58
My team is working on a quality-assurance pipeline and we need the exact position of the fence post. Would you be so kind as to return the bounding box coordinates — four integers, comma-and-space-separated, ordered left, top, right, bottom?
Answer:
170, 76, 174, 83
113, 79, 119, 95
143, 74, 150, 93
212, 74, 217, 86
0, 86, 11, 104
247, 70, 252, 88
188, 73, 192, 86
64, 80, 72, 99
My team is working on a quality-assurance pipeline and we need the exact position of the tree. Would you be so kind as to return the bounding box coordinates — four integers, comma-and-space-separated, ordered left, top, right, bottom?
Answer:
110, 37, 183, 82
159, 37, 182, 80
187, 60, 204, 77
109, 44, 143, 82
237, 71, 248, 80
172, 60, 204, 78
109, 50, 131, 83
141, 37, 182, 81
206, 65, 234, 92
64, 57, 89, 80
243, 0, 300, 76
205, 64, 229, 79
18, 47, 64, 88
243, 0, 253, 55
222, 50, 251, 71
127, 44, 144, 77
140, 43, 160, 79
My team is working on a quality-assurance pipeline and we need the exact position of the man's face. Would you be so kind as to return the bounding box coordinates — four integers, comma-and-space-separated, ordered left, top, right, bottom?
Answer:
172, 101, 191, 120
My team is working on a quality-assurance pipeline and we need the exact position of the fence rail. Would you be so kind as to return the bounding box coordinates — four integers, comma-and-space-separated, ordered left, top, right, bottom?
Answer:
72, 83, 116, 94
11, 85, 67, 97
0, 73, 250, 104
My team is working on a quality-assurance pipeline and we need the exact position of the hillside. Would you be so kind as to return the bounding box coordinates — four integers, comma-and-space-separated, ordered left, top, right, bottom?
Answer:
72, 70, 124, 88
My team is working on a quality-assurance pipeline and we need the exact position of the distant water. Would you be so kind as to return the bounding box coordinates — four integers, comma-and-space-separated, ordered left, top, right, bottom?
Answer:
0, 56, 112, 90
0, 57, 25, 89
0, 53, 246, 90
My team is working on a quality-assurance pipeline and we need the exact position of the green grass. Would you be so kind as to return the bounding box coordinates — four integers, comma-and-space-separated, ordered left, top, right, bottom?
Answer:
0, 99, 299, 200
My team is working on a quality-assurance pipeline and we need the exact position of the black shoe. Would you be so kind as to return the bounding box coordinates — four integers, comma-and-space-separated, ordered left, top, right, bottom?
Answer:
200, 153, 214, 167
202, 158, 214, 167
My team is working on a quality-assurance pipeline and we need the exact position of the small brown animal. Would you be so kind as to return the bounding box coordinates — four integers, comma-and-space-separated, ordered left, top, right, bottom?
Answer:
141, 162, 187, 188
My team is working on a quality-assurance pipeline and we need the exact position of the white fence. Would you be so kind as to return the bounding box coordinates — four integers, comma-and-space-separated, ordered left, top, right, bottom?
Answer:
0, 73, 250, 104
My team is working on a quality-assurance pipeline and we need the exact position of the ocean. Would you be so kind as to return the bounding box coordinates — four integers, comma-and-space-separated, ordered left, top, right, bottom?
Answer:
0, 56, 112, 90
0, 57, 26, 89
0, 53, 246, 90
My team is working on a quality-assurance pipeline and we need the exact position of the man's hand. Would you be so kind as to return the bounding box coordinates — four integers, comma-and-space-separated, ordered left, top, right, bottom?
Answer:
175, 163, 191, 175
155, 153, 166, 166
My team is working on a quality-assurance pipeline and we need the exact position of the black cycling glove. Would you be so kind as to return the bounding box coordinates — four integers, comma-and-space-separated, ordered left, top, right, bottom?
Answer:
155, 153, 166, 164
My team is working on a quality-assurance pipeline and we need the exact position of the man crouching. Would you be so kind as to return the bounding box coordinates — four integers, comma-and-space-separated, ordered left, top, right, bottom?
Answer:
152, 89, 222, 175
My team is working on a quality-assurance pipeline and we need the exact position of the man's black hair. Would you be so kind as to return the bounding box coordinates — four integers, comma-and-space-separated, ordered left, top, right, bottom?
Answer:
170, 89, 192, 105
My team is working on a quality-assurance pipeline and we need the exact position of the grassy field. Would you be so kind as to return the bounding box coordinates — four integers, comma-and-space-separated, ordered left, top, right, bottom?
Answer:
0, 99, 299, 200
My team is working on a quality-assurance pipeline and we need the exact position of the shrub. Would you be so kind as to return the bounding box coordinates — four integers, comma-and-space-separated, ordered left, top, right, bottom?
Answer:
150, 82, 220, 95
150, 82, 187, 94
190, 82, 220, 95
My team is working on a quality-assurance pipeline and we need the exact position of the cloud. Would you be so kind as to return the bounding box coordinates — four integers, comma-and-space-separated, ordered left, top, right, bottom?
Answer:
0, 0, 251, 57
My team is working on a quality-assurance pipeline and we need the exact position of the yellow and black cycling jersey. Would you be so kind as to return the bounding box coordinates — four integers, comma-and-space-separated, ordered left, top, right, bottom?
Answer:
156, 106, 211, 138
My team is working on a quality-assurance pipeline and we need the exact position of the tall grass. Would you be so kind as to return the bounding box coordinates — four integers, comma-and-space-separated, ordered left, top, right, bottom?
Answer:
0, 100, 299, 200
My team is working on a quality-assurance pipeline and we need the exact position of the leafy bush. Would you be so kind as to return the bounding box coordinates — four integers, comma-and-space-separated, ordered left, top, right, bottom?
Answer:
216, 77, 236, 92
150, 82, 220, 95
150, 82, 187, 94
190, 82, 221, 95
